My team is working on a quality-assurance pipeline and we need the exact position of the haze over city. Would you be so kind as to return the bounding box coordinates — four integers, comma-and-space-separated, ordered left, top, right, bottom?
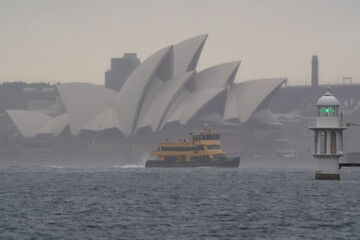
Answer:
0, 0, 359, 85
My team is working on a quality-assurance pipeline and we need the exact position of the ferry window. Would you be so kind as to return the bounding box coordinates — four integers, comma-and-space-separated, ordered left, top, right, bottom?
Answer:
208, 145, 220, 149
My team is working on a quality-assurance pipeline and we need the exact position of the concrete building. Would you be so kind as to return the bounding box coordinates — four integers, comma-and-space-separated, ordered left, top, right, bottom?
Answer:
7, 34, 285, 139
105, 53, 140, 91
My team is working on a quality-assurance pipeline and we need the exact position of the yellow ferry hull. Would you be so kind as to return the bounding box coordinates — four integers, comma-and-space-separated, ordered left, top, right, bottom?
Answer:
145, 157, 240, 168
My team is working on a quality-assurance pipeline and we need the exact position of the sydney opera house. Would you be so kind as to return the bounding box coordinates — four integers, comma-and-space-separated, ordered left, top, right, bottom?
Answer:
3, 34, 286, 166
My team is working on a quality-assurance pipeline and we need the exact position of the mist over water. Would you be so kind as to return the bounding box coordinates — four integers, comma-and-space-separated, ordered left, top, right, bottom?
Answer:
1, 166, 360, 239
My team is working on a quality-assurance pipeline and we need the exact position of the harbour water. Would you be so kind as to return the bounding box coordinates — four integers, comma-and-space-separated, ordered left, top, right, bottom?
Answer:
1, 165, 360, 239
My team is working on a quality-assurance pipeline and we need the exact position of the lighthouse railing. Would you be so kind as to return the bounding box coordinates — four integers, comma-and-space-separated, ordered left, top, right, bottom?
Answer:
308, 117, 347, 128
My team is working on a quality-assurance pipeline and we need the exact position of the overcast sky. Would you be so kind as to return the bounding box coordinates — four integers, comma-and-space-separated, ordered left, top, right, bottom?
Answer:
0, 0, 359, 85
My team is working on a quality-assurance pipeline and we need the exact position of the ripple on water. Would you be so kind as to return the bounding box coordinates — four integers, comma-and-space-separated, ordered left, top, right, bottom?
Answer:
0, 166, 360, 239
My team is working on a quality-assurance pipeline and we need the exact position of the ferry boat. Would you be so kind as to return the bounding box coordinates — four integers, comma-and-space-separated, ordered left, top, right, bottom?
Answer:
145, 124, 240, 168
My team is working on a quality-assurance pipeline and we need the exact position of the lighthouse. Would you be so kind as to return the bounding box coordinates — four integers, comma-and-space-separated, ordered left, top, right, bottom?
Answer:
309, 87, 347, 180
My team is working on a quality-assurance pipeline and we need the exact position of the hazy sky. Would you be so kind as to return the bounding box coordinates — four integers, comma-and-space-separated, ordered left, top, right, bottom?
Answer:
1, 0, 359, 85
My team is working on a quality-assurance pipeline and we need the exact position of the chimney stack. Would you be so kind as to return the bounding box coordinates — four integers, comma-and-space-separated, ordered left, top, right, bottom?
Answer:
311, 56, 319, 104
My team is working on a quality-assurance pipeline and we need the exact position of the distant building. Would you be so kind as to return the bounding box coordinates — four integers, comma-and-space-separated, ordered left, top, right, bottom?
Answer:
105, 53, 140, 91
311, 55, 319, 106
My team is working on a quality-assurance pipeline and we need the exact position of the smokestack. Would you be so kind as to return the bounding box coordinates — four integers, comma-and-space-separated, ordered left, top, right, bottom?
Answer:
311, 55, 319, 104
311, 56, 319, 88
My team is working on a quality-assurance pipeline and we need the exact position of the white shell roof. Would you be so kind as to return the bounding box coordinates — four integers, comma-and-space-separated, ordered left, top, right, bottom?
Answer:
317, 88, 340, 106
115, 46, 173, 136
223, 87, 238, 120
162, 88, 226, 126
179, 88, 226, 124
57, 83, 117, 135
173, 34, 208, 77
6, 110, 68, 138
224, 78, 286, 122
160, 88, 190, 128
38, 113, 69, 135
82, 107, 118, 132
194, 61, 240, 90
136, 71, 195, 132
7, 110, 52, 138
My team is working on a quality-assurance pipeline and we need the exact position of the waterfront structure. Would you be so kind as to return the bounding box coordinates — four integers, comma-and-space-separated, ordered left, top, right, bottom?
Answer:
309, 87, 347, 180
7, 34, 286, 139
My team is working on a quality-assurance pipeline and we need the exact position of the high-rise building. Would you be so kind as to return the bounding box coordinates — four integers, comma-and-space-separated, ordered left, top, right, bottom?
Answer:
105, 53, 140, 91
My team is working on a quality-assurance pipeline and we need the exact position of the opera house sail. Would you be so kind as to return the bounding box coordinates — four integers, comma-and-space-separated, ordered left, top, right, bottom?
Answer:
3, 34, 286, 166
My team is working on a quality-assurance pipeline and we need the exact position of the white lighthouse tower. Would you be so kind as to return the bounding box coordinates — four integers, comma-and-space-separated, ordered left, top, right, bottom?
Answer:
309, 87, 347, 180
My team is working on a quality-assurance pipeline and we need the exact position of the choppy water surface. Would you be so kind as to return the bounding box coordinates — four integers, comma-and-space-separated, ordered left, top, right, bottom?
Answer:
1, 166, 360, 239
